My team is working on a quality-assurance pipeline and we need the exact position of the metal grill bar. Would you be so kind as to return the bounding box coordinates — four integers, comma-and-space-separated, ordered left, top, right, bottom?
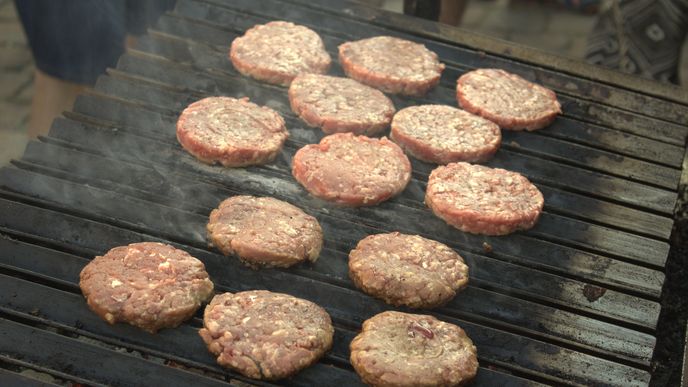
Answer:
1, 0, 686, 385
0, 198, 652, 385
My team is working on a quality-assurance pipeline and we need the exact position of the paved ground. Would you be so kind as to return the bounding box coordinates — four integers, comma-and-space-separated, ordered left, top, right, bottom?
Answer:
0, 0, 685, 167
0, 0, 32, 166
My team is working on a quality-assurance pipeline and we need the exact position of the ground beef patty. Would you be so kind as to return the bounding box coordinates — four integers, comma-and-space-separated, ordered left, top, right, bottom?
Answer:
176, 97, 288, 167
289, 74, 395, 135
456, 68, 562, 131
390, 104, 501, 164
350, 311, 478, 387
79, 242, 214, 333
291, 133, 411, 207
230, 21, 331, 86
338, 36, 445, 96
349, 232, 469, 309
207, 195, 323, 268
426, 162, 544, 235
199, 291, 334, 380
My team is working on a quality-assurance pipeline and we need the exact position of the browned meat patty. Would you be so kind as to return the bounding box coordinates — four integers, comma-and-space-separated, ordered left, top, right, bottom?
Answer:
199, 291, 334, 380
348, 232, 469, 308
456, 69, 562, 131
230, 21, 331, 86
390, 104, 501, 164
425, 162, 544, 235
176, 97, 289, 167
79, 242, 214, 333
338, 36, 445, 96
289, 74, 395, 135
291, 133, 411, 207
206, 195, 323, 268
350, 311, 478, 386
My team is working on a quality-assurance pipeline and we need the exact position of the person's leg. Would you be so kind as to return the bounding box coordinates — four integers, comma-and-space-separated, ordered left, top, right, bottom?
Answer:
438, 0, 468, 26
14, 0, 126, 137
15, 0, 177, 139
403, 0, 467, 26
28, 70, 88, 139
404, 0, 442, 21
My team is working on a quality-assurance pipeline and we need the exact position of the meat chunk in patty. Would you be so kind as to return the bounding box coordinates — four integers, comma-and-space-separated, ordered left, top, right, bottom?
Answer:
292, 133, 411, 207
456, 68, 562, 131
230, 21, 331, 86
425, 162, 544, 235
339, 36, 445, 96
349, 232, 469, 308
207, 195, 323, 268
289, 74, 395, 135
79, 242, 214, 333
391, 104, 501, 164
176, 97, 288, 167
350, 311, 478, 386
199, 291, 334, 380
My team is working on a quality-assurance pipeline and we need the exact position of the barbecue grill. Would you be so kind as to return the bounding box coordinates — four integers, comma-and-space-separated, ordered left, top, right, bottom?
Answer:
1, 0, 687, 385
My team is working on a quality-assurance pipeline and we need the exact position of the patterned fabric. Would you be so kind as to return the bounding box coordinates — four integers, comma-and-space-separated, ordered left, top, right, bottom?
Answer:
586, 0, 688, 84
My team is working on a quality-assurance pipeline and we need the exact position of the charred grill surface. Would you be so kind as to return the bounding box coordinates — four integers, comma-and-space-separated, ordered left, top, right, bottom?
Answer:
1, 0, 687, 386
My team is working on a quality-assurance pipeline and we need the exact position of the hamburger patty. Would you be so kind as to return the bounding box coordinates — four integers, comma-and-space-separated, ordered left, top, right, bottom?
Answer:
390, 104, 501, 164
207, 195, 323, 268
176, 97, 288, 167
456, 68, 562, 131
79, 242, 214, 333
199, 291, 334, 380
338, 36, 445, 96
230, 21, 331, 86
291, 133, 411, 207
289, 74, 395, 135
350, 311, 478, 386
349, 232, 469, 308
425, 162, 544, 235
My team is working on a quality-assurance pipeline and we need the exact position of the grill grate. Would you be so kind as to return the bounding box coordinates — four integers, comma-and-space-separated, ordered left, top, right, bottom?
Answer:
1, 0, 686, 385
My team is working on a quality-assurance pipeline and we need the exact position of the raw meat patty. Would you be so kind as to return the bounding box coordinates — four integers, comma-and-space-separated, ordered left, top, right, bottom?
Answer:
230, 21, 331, 86
176, 97, 288, 167
199, 291, 334, 380
291, 133, 411, 207
425, 162, 544, 235
350, 311, 478, 386
349, 232, 469, 308
339, 36, 445, 96
390, 104, 501, 164
207, 195, 323, 268
289, 74, 395, 135
456, 68, 562, 131
79, 242, 214, 333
